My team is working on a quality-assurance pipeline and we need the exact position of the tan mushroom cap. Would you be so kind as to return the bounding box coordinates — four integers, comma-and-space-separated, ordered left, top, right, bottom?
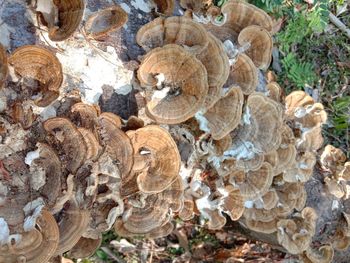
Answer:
55, 201, 91, 255
33, 143, 62, 208
332, 228, 350, 251
71, 102, 100, 131
285, 91, 315, 120
203, 87, 243, 140
8, 45, 63, 107
297, 126, 324, 152
222, 185, 244, 221
197, 32, 230, 109
152, 0, 175, 16
277, 207, 317, 255
304, 245, 334, 263
78, 128, 102, 161
261, 188, 279, 210
203, 208, 227, 230
245, 218, 278, 234
136, 16, 209, 54
340, 162, 350, 180
127, 125, 180, 193
213, 134, 232, 156
324, 177, 345, 198
116, 194, 170, 236
239, 92, 283, 154
284, 152, 316, 183
0, 210, 59, 263
235, 154, 264, 172
320, 145, 347, 172
46, 0, 85, 41
68, 236, 102, 259
137, 44, 208, 124
44, 117, 87, 173
294, 102, 327, 128
274, 145, 297, 176
98, 112, 133, 178
229, 162, 273, 200
238, 25, 273, 70
125, 115, 145, 131
266, 81, 282, 102
162, 175, 184, 212
179, 196, 195, 221
221, 0, 273, 33
0, 44, 8, 88
225, 53, 258, 95
145, 220, 174, 239
85, 5, 128, 39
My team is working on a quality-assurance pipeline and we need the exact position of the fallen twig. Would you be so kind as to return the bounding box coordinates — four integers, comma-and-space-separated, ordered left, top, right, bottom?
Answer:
329, 12, 350, 39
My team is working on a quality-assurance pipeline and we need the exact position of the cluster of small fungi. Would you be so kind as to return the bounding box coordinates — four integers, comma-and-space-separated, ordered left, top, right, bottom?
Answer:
0, 0, 349, 262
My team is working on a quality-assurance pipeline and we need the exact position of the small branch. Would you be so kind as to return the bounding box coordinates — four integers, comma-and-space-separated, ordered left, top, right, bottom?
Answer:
329, 12, 350, 39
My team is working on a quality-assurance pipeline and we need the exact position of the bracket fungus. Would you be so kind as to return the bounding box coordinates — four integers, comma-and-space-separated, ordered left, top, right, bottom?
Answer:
0, 44, 8, 88
152, 0, 175, 16
137, 44, 208, 124
36, 0, 85, 41
8, 45, 63, 107
85, 5, 128, 40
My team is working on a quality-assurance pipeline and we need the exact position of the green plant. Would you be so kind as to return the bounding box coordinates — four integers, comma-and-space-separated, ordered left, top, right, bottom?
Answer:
307, 0, 329, 33
281, 53, 318, 88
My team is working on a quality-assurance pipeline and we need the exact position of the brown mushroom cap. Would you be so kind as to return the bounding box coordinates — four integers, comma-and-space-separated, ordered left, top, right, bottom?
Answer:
127, 125, 180, 193
202, 87, 243, 140
284, 152, 316, 183
266, 82, 283, 102
222, 185, 244, 221
44, 117, 87, 173
0, 44, 8, 88
98, 112, 133, 178
229, 162, 273, 200
77, 128, 102, 161
46, 0, 85, 41
293, 102, 327, 129
70, 102, 100, 132
285, 91, 315, 120
197, 32, 230, 109
136, 16, 209, 54
68, 236, 102, 259
179, 0, 210, 12
137, 44, 208, 124
320, 145, 347, 172
245, 218, 278, 234
221, 0, 273, 33
55, 200, 91, 255
8, 45, 63, 107
152, 0, 175, 16
304, 245, 334, 263
145, 220, 174, 239
225, 53, 258, 95
179, 196, 195, 221
85, 5, 128, 39
0, 210, 59, 263
238, 25, 273, 70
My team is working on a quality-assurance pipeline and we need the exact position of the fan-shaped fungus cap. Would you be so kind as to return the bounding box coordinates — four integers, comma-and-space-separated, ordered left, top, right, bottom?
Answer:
44, 117, 87, 173
225, 54, 258, 95
222, 185, 244, 221
78, 128, 102, 161
70, 102, 100, 131
30, 143, 62, 208
284, 152, 316, 183
68, 236, 102, 259
238, 25, 273, 70
179, 0, 211, 12
199, 87, 243, 140
98, 112, 133, 178
42, 0, 85, 41
324, 177, 345, 199
0, 210, 59, 263
8, 45, 63, 107
285, 91, 315, 120
221, 0, 273, 33
0, 44, 8, 88
136, 16, 209, 54
293, 102, 328, 129
127, 125, 180, 193
179, 194, 195, 221
137, 44, 208, 124
261, 189, 279, 210
162, 175, 184, 212
152, 0, 175, 16
277, 207, 317, 255
125, 115, 145, 131
266, 82, 283, 102
229, 162, 273, 200
320, 145, 347, 172
55, 200, 91, 255
225, 93, 283, 163
115, 193, 170, 236
304, 245, 334, 263
85, 5, 128, 40
197, 32, 230, 109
